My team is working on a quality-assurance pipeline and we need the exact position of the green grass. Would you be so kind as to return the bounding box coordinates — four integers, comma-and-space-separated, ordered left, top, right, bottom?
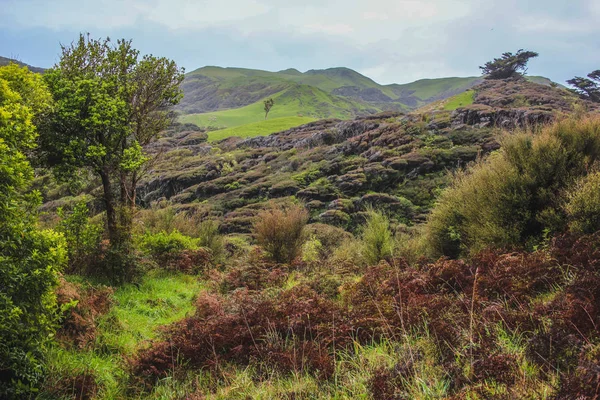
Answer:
179, 82, 369, 141
443, 90, 475, 110
95, 271, 202, 355
389, 77, 481, 101
207, 116, 316, 142
43, 271, 203, 399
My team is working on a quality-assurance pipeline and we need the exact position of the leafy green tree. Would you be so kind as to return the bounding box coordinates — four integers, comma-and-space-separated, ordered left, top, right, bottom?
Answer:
480, 49, 539, 80
567, 70, 600, 102
0, 64, 66, 398
264, 97, 274, 119
38, 34, 184, 279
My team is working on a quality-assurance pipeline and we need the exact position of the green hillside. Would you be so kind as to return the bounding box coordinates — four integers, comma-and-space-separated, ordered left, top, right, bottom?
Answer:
0, 56, 45, 73
205, 116, 316, 142
179, 82, 377, 136
178, 65, 562, 141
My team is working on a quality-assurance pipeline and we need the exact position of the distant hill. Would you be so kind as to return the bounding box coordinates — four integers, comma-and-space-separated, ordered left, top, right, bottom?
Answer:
0, 56, 45, 73
177, 66, 561, 139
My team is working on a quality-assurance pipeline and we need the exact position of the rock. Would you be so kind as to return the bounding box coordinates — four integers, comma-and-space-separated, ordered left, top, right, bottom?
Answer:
327, 199, 355, 213
318, 210, 351, 228
268, 180, 300, 198
335, 172, 367, 195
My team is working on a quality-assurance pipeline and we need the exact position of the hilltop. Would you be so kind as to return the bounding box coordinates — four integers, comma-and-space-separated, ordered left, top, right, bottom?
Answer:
0, 56, 45, 73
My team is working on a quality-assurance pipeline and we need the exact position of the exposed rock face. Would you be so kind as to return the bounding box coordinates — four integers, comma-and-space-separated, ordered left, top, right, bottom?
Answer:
451, 105, 555, 129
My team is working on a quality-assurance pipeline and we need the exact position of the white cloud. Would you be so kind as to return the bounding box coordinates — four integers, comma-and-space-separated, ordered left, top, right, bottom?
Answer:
1, 0, 599, 84
0, 0, 271, 30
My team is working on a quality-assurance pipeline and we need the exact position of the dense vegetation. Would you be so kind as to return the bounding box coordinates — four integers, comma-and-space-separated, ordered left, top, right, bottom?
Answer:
2, 44, 600, 400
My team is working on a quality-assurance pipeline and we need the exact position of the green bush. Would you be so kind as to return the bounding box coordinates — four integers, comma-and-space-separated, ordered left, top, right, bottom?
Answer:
197, 220, 225, 261
302, 236, 323, 264
56, 201, 102, 273
426, 116, 600, 257
565, 171, 600, 234
361, 209, 394, 265
139, 230, 197, 258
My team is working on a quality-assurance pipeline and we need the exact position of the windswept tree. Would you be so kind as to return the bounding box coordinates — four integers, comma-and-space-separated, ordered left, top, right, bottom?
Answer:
567, 70, 600, 103
264, 97, 274, 119
480, 49, 539, 80
38, 34, 184, 280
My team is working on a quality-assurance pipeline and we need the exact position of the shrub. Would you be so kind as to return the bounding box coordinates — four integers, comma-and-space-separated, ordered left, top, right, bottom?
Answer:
56, 201, 102, 273
426, 116, 600, 257
197, 220, 225, 262
139, 230, 197, 259
254, 204, 309, 264
302, 236, 323, 264
304, 223, 353, 258
361, 209, 394, 265
565, 171, 600, 234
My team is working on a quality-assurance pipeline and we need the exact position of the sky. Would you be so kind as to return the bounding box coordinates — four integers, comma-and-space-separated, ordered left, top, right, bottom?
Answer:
1, 0, 599, 85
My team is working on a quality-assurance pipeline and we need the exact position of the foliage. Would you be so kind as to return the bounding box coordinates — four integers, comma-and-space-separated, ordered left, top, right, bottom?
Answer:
254, 203, 309, 263
132, 233, 600, 398
567, 69, 600, 102
360, 209, 394, 265
56, 201, 103, 273
37, 34, 184, 281
197, 220, 225, 262
43, 272, 201, 399
426, 116, 600, 257
480, 49, 539, 80
302, 236, 323, 264
139, 230, 197, 258
565, 171, 600, 234
0, 64, 66, 398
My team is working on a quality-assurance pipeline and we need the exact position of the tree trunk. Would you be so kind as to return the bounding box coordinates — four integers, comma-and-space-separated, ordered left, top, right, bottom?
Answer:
99, 169, 119, 247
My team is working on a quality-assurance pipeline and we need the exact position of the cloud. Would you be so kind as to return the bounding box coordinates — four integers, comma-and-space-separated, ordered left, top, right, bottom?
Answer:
0, 0, 599, 85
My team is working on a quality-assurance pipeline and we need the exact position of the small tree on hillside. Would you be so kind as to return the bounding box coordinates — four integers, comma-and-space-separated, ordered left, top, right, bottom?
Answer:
480, 49, 539, 80
264, 97, 274, 119
567, 70, 600, 103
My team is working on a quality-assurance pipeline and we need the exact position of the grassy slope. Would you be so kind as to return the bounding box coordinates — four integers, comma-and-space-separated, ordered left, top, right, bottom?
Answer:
44, 272, 203, 399
179, 83, 372, 139
206, 116, 316, 141
443, 89, 475, 110
388, 77, 481, 101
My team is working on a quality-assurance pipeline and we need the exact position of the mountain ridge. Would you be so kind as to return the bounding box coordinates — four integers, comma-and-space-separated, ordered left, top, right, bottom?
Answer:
178, 64, 558, 117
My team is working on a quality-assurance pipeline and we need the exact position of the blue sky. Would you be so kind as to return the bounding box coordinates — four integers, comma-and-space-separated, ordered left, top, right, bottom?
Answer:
1, 0, 599, 84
